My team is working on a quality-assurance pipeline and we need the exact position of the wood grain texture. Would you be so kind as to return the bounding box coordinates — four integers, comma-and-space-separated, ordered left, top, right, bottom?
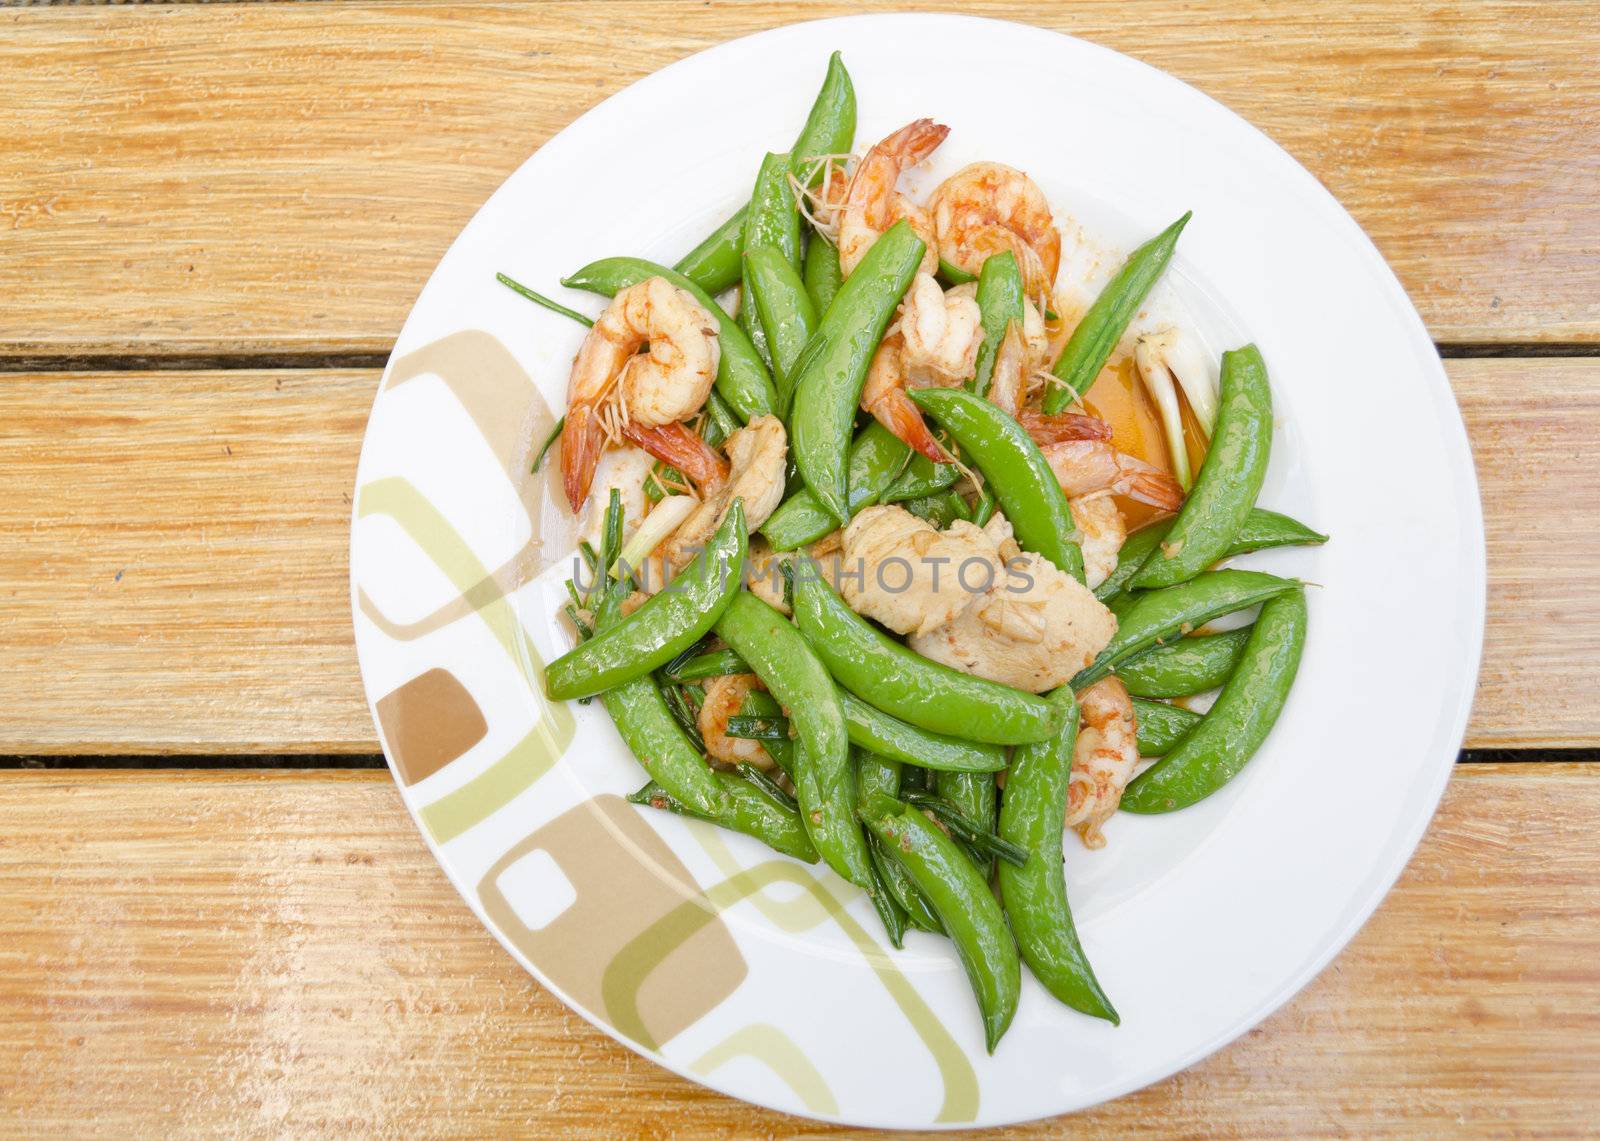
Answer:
2, 359, 1595, 754
2, 1, 1597, 358
0, 764, 1593, 1135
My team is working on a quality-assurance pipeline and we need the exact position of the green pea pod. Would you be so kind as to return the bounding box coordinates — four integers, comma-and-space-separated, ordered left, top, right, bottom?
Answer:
546, 503, 746, 700
900, 489, 968, 528
1116, 626, 1252, 699
671, 51, 856, 294
742, 152, 803, 269
629, 775, 818, 864
856, 752, 943, 935
791, 219, 926, 522
803, 235, 844, 314
863, 798, 1021, 1052
1074, 569, 1300, 688
561, 257, 777, 422
593, 595, 726, 818
972, 251, 1025, 399
714, 591, 872, 891
937, 258, 977, 286
792, 571, 1064, 745
1045, 211, 1191, 411
934, 770, 996, 878
1132, 344, 1274, 588
1097, 507, 1327, 604
1131, 697, 1203, 757
761, 422, 912, 551
762, 735, 797, 782
1122, 590, 1307, 812
880, 451, 960, 504
738, 151, 803, 370
1230, 508, 1328, 551
840, 690, 1006, 773
664, 648, 749, 683
673, 209, 748, 297
906, 387, 1085, 581
745, 244, 818, 415
998, 687, 1118, 1023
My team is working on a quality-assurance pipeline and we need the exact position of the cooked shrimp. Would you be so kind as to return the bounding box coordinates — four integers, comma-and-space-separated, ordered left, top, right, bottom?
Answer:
1042, 439, 1186, 512
861, 335, 944, 463
858, 274, 982, 461
1018, 409, 1114, 445
986, 321, 1028, 417
660, 415, 788, 570
560, 276, 720, 511
837, 119, 948, 278
698, 673, 775, 769
1065, 677, 1138, 849
929, 162, 1061, 297
619, 421, 728, 488
900, 273, 983, 384
1068, 493, 1127, 590
946, 282, 1050, 369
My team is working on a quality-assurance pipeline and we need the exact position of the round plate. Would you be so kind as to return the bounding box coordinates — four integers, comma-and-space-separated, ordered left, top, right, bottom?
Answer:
350, 14, 1484, 1128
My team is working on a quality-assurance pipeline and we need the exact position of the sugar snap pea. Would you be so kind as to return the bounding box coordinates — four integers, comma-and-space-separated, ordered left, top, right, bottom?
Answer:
906, 387, 1085, 581
1116, 626, 1252, 698
1132, 344, 1273, 588
546, 502, 746, 700
760, 421, 912, 550
840, 690, 1007, 773
1045, 211, 1191, 411
900, 489, 968, 528
803, 234, 844, 314
855, 751, 943, 934
1122, 589, 1306, 811
863, 798, 1021, 1052
1074, 569, 1300, 688
628, 774, 818, 863
998, 686, 1118, 1023
560, 257, 777, 422
664, 648, 748, 683
880, 450, 959, 504
671, 51, 856, 293
792, 570, 1064, 745
673, 209, 747, 296
934, 770, 996, 878
1131, 697, 1203, 757
1096, 507, 1327, 604
972, 251, 1025, 399
745, 244, 817, 415
937, 258, 977, 286
738, 151, 803, 368
714, 590, 872, 891
791, 219, 926, 522
592, 593, 727, 819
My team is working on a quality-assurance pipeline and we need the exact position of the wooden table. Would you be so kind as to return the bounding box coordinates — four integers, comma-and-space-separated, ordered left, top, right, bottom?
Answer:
3, 3, 1597, 1134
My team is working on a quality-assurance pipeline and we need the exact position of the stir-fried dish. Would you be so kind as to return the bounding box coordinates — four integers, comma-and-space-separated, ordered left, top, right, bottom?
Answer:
511, 53, 1325, 1052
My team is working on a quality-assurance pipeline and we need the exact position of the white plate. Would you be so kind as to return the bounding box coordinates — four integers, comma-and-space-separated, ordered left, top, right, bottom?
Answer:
350, 14, 1484, 1128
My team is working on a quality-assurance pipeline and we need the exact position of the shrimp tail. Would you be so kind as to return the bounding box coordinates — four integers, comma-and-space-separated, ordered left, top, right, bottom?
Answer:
867, 388, 947, 464
890, 118, 951, 167
622, 420, 730, 487
1018, 409, 1114, 444
559, 402, 603, 513
1124, 469, 1187, 513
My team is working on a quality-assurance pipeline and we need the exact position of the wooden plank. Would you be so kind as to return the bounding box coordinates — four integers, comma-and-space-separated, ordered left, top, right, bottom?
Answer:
0, 764, 1593, 1134
1, 359, 1595, 754
1, 1, 1596, 357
